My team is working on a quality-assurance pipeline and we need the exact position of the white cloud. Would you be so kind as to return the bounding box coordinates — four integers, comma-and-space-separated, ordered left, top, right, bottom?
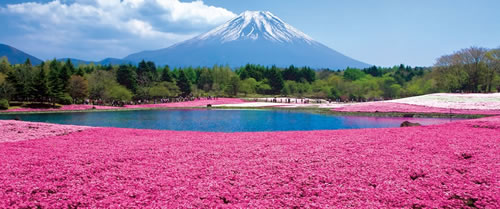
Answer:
0, 0, 236, 60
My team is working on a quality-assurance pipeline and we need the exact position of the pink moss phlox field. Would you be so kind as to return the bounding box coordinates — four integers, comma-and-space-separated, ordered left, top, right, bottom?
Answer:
0, 120, 91, 143
2, 98, 245, 113
4, 105, 121, 112
124, 98, 245, 109
332, 102, 500, 115
1, 118, 499, 208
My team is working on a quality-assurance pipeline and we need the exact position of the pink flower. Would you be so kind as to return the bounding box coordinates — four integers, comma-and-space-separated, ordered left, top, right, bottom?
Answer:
332, 102, 500, 115
1, 117, 499, 208
2, 98, 246, 113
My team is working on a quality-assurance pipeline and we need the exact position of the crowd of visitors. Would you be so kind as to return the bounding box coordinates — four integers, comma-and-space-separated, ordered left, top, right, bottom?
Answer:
253, 97, 387, 104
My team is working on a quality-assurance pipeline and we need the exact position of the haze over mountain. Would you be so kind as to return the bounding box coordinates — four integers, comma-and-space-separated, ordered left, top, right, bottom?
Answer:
125, 11, 370, 69
0, 44, 42, 65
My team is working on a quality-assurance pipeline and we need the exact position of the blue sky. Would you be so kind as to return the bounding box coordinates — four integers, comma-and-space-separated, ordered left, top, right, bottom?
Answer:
1, 0, 499, 66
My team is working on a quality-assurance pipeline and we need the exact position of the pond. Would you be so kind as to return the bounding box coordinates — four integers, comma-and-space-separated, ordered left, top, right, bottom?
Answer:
0, 109, 460, 132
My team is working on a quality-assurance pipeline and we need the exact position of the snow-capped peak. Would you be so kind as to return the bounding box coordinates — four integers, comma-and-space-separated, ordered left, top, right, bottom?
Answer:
197, 11, 314, 44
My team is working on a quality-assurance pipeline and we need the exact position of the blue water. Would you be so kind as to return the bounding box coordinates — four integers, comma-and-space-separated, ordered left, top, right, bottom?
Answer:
0, 109, 458, 132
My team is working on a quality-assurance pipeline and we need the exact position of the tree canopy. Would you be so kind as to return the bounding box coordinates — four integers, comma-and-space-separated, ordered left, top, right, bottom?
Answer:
1, 46, 499, 105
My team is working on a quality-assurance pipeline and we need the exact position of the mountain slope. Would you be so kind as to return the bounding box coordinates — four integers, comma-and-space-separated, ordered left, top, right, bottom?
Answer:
0, 43, 42, 65
58, 58, 132, 66
125, 11, 370, 69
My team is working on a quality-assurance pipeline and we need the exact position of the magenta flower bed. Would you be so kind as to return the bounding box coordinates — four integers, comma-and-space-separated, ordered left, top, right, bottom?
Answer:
0, 120, 91, 143
5, 105, 121, 112
333, 102, 500, 115
124, 98, 245, 109
2, 98, 245, 113
0, 118, 499, 208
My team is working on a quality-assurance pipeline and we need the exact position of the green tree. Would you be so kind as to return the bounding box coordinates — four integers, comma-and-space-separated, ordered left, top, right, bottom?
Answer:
88, 70, 117, 100
149, 83, 170, 99
239, 78, 257, 95
59, 61, 72, 92
31, 66, 49, 102
7, 60, 34, 101
225, 75, 240, 96
283, 65, 300, 81
310, 80, 330, 98
177, 70, 192, 97
282, 80, 311, 97
164, 82, 181, 97
485, 48, 500, 92
268, 66, 284, 94
24, 58, 32, 67
48, 60, 63, 105
0, 98, 8, 110
343, 68, 366, 81
198, 68, 213, 92
136, 60, 157, 86
68, 75, 89, 103
104, 85, 132, 102
161, 65, 173, 82
256, 80, 271, 94
0, 73, 14, 100
381, 76, 400, 98
75, 67, 85, 77
6, 70, 20, 100
300, 67, 316, 83
0, 57, 11, 74
434, 53, 469, 92
116, 65, 138, 92
64, 59, 76, 74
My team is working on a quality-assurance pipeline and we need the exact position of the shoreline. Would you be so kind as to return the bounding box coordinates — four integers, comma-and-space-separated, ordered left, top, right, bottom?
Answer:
3, 93, 500, 118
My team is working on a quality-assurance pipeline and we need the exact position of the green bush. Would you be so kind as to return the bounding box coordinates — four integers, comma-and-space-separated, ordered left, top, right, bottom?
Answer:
0, 99, 9, 110
104, 85, 133, 102
59, 94, 73, 105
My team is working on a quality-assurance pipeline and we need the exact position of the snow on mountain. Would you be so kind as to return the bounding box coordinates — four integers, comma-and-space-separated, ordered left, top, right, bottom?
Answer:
124, 11, 370, 69
197, 11, 313, 44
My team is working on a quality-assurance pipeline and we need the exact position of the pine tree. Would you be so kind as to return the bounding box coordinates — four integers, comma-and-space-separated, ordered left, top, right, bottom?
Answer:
269, 66, 284, 94
116, 65, 138, 92
137, 60, 148, 76
59, 61, 71, 92
24, 58, 32, 67
146, 61, 157, 80
20, 59, 34, 101
76, 68, 85, 77
48, 60, 63, 106
6, 70, 21, 101
137, 60, 151, 86
32, 66, 49, 103
161, 65, 173, 82
65, 59, 75, 74
177, 70, 191, 97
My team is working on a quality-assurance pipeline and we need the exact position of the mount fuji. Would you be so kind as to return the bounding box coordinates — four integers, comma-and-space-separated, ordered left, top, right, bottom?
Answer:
125, 11, 370, 69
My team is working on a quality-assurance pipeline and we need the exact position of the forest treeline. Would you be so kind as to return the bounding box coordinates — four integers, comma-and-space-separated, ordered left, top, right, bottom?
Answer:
0, 46, 498, 109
